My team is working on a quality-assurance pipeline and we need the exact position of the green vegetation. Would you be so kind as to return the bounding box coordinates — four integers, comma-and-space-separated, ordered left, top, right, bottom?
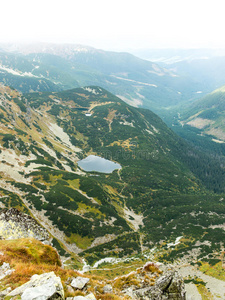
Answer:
13, 97, 27, 112
0, 84, 224, 266
81, 232, 141, 265
0, 188, 28, 212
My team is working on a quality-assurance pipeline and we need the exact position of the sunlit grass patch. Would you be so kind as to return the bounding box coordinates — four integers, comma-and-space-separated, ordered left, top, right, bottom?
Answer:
68, 179, 80, 189
65, 233, 93, 249
199, 261, 225, 281
197, 284, 214, 300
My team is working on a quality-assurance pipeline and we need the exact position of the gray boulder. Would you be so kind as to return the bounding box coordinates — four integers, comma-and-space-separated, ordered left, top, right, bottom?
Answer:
7, 271, 64, 299
71, 276, 90, 289
103, 284, 113, 294
72, 293, 96, 300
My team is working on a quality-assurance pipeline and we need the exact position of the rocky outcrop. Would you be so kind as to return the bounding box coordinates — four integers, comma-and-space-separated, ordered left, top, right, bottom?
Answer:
133, 270, 186, 299
120, 263, 186, 300
7, 271, 64, 299
1, 262, 186, 300
0, 208, 49, 241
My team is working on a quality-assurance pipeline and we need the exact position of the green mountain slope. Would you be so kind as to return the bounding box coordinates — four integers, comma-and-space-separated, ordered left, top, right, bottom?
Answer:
179, 85, 225, 141
164, 85, 225, 193
0, 84, 224, 267
0, 51, 64, 92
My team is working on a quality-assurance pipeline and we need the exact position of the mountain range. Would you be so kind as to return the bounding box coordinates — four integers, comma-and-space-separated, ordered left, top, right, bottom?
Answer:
0, 43, 211, 113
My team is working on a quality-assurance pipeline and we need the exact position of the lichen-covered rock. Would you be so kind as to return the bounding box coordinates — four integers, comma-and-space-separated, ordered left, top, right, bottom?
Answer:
0, 208, 49, 241
7, 271, 64, 299
134, 286, 163, 299
103, 284, 113, 294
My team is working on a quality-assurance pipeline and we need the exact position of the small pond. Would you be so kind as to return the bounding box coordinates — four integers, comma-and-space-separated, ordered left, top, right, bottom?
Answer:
78, 155, 121, 173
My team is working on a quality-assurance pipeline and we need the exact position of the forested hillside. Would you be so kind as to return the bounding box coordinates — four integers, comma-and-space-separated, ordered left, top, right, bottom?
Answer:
0, 84, 224, 270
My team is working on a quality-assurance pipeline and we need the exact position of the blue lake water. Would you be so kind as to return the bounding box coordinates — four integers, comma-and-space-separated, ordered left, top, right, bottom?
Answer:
78, 155, 121, 173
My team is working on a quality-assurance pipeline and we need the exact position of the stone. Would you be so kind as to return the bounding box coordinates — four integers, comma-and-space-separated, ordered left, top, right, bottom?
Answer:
71, 276, 90, 289
103, 284, 113, 294
21, 284, 63, 300
66, 284, 75, 294
134, 286, 163, 300
0, 287, 12, 297
85, 293, 96, 300
73, 294, 96, 300
7, 271, 64, 299
0, 262, 14, 280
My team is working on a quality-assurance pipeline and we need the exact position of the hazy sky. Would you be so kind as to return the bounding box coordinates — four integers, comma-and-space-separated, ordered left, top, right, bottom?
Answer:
1, 0, 225, 51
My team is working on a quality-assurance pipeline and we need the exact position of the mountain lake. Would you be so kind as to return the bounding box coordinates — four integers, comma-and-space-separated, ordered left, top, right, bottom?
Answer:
78, 155, 121, 173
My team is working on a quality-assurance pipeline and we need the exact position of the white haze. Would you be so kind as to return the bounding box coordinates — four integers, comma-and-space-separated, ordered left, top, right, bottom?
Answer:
1, 0, 225, 51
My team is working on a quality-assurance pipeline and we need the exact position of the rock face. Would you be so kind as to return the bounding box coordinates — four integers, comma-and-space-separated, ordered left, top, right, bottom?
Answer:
0, 208, 49, 241
7, 271, 64, 299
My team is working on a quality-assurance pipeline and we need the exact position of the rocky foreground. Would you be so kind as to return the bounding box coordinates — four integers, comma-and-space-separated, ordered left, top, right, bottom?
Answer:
0, 262, 186, 299
0, 208, 186, 299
